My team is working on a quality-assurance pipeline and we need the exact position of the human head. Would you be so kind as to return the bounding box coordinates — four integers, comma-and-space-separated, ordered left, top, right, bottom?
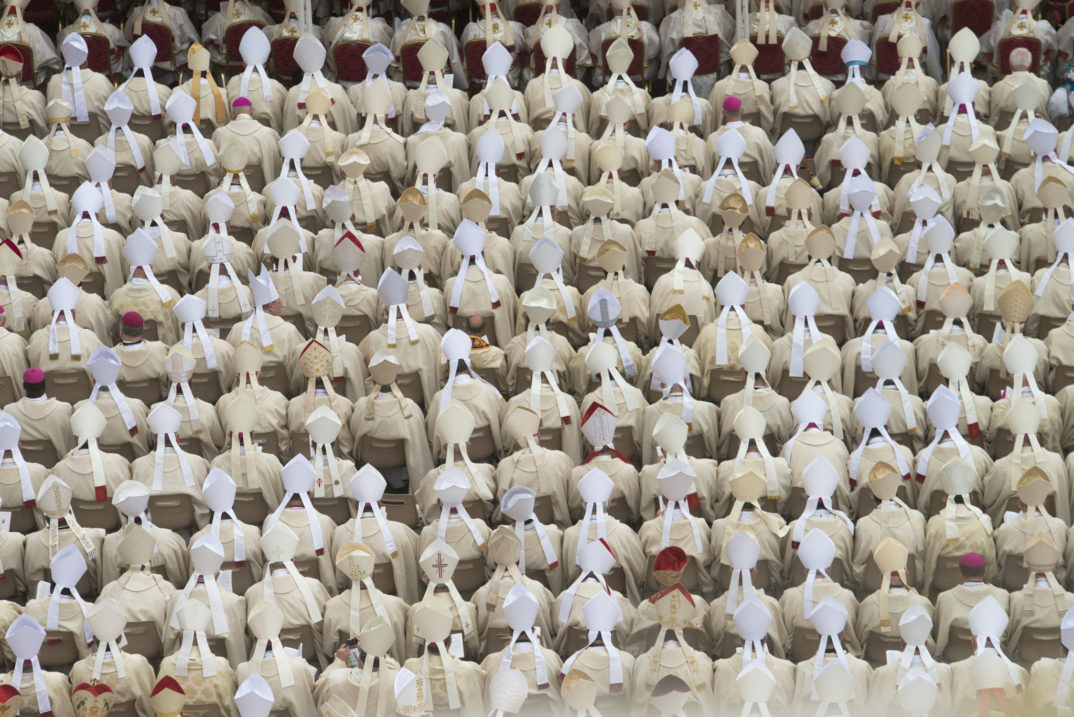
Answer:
723, 95, 742, 122
959, 552, 986, 581
22, 367, 44, 398
1009, 47, 1031, 72
120, 311, 144, 342
232, 96, 254, 119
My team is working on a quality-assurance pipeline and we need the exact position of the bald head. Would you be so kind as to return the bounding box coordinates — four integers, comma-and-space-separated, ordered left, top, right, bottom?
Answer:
1009, 47, 1032, 72
465, 314, 486, 334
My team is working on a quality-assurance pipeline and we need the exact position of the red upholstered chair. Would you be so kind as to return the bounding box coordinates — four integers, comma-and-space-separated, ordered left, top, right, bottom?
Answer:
679, 33, 721, 76
997, 35, 1043, 75
333, 40, 372, 83
809, 34, 848, 78
93, 0, 120, 22
803, 0, 824, 19
950, 0, 995, 38
80, 33, 116, 76
428, 0, 451, 22
871, 0, 900, 19
133, 22, 180, 74
600, 35, 645, 84
270, 35, 300, 84
463, 38, 514, 91
605, 2, 648, 21
267, 0, 287, 21
399, 41, 426, 88
874, 35, 901, 77
530, 45, 576, 77
21, 0, 56, 26
751, 34, 786, 78
225, 21, 265, 75
512, 1, 544, 25
1041, 0, 1074, 25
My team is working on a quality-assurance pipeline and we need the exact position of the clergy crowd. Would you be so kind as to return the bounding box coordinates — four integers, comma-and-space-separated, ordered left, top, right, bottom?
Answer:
1, 0, 1074, 713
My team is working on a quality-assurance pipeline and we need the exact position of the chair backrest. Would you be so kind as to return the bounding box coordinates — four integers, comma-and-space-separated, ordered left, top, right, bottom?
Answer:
278, 624, 317, 661
311, 496, 353, 526
134, 22, 175, 65
678, 33, 720, 75
371, 562, 397, 595
128, 113, 166, 144
269, 37, 300, 85
537, 424, 563, 452
1052, 364, 1074, 394
106, 701, 141, 717
871, 0, 900, 19
717, 560, 773, 594
453, 556, 487, 597
705, 367, 743, 403
483, 625, 513, 654
338, 313, 375, 347
683, 430, 709, 460
394, 371, 425, 409
117, 378, 163, 407
205, 635, 228, 658
380, 493, 420, 528
225, 22, 265, 73
359, 435, 408, 470
931, 554, 963, 595
0, 377, 15, 412
223, 560, 256, 596
561, 626, 589, 656
604, 565, 626, 594
292, 556, 321, 582
399, 41, 426, 88
110, 164, 147, 195
643, 255, 678, 292
46, 370, 93, 405
531, 494, 555, 526
998, 36, 1042, 75
464, 39, 491, 90
0, 569, 19, 600
7, 504, 35, 534
864, 629, 903, 665
4, 123, 33, 140
257, 363, 289, 394
233, 488, 270, 526
334, 41, 372, 83
122, 618, 162, 661
791, 625, 820, 661
466, 423, 498, 463
597, 37, 644, 83
751, 35, 794, 77
874, 35, 901, 77
148, 493, 196, 532
39, 629, 81, 669
175, 435, 205, 458
303, 164, 335, 191
530, 45, 576, 79
944, 625, 975, 661
71, 497, 121, 532
188, 371, 224, 405
29, 221, 60, 249
181, 702, 224, 717
1018, 626, 1063, 662
512, 1, 544, 25
174, 172, 212, 197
